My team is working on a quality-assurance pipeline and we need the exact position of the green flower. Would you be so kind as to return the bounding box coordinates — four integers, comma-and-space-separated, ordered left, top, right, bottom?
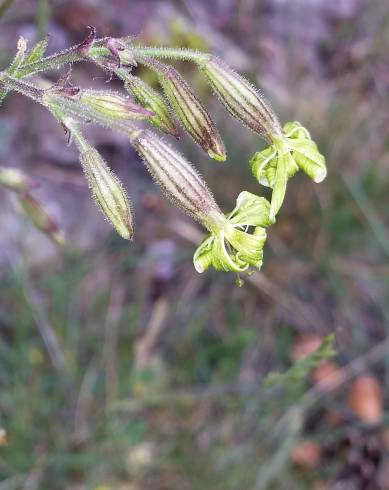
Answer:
193, 191, 273, 273
130, 130, 272, 274
250, 121, 326, 220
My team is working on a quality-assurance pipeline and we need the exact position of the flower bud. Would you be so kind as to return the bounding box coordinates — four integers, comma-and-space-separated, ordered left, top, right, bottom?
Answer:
0, 166, 36, 192
77, 90, 154, 121
18, 192, 64, 245
8, 37, 28, 74
73, 132, 133, 240
148, 60, 226, 161
197, 55, 282, 141
131, 129, 221, 223
43, 89, 153, 135
124, 75, 179, 138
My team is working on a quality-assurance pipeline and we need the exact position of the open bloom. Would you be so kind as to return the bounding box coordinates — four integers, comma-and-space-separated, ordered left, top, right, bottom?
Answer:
250, 121, 327, 219
193, 191, 273, 273
130, 130, 272, 273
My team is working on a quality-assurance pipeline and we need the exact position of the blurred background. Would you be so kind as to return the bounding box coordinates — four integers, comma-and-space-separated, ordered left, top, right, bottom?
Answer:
0, 0, 388, 489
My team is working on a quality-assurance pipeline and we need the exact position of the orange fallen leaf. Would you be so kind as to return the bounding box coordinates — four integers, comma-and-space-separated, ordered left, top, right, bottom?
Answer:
347, 375, 382, 424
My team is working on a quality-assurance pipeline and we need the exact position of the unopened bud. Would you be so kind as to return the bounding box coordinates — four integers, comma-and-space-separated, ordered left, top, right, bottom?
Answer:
18, 192, 64, 245
73, 132, 133, 240
143, 58, 226, 161
77, 90, 154, 121
131, 129, 221, 224
43, 89, 153, 134
0, 166, 36, 192
124, 75, 179, 138
197, 55, 282, 141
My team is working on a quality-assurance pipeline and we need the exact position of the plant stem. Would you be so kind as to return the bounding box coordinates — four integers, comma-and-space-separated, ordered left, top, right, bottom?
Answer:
129, 45, 209, 64
16, 47, 83, 78
3, 42, 205, 86
0, 73, 44, 102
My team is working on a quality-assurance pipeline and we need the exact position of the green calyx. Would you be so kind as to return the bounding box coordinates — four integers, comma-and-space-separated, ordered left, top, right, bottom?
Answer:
193, 191, 273, 273
249, 121, 326, 220
123, 75, 180, 138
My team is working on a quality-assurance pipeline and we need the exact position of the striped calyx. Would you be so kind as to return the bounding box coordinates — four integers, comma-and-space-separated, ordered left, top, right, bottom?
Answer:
193, 191, 273, 273
77, 90, 154, 121
124, 75, 179, 138
146, 59, 226, 161
130, 129, 222, 225
197, 55, 282, 142
73, 131, 133, 240
250, 121, 327, 220
43, 89, 152, 133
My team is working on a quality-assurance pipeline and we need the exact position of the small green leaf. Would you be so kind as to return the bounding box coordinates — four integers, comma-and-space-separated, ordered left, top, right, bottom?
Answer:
23, 36, 49, 65
263, 334, 336, 389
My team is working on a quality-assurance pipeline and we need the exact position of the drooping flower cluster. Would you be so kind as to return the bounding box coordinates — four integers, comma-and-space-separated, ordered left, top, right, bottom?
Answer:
0, 29, 327, 276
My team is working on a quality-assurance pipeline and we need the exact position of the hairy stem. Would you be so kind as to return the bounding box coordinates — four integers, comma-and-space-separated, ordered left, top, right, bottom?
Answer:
16, 47, 83, 78
128, 45, 209, 63
0, 73, 45, 102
